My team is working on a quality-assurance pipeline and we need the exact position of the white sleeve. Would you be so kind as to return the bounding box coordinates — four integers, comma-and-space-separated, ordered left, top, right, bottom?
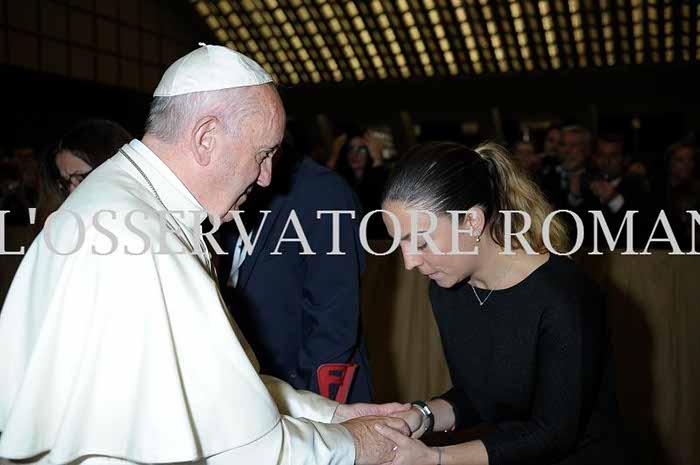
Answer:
207, 417, 355, 465
226, 316, 340, 423
278, 416, 355, 465
261, 375, 340, 423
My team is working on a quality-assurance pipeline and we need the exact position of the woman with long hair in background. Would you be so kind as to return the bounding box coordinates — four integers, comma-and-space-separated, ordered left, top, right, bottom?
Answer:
38, 118, 131, 224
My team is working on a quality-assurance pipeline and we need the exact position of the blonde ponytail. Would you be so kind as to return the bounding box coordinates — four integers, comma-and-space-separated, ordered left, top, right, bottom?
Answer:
475, 142, 569, 253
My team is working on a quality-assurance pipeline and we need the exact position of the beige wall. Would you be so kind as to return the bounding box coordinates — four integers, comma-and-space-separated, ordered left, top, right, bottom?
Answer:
361, 250, 700, 465
1, 0, 211, 93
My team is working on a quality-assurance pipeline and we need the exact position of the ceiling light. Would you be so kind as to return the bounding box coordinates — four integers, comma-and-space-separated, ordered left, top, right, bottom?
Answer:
346, 2, 359, 17
217, 1, 232, 14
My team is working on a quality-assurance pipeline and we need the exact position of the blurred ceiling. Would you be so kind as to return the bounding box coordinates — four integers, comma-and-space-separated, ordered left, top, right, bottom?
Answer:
191, 0, 698, 86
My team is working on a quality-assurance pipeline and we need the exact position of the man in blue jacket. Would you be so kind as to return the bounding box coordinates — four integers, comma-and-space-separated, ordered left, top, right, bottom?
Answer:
218, 139, 374, 403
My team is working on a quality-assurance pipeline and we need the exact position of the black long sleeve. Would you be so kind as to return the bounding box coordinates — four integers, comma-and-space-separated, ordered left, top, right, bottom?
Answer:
430, 255, 623, 465
437, 386, 482, 430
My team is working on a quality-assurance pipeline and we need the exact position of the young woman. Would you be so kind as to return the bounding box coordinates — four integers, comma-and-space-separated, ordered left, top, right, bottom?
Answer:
375, 142, 625, 465
38, 119, 131, 225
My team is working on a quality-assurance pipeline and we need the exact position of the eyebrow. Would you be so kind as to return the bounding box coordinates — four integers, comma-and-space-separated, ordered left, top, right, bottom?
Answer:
400, 230, 428, 241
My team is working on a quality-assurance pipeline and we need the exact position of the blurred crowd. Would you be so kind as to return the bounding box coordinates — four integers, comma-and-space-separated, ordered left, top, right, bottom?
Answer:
511, 125, 698, 250
2, 118, 698, 250
0, 151, 39, 226
1, 120, 131, 228
322, 123, 698, 249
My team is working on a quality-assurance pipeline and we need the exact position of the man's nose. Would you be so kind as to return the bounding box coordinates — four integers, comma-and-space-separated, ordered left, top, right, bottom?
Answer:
257, 157, 272, 187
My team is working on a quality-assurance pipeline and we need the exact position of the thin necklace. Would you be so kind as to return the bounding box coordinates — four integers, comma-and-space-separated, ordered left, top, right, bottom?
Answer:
121, 150, 167, 208
120, 150, 212, 274
470, 259, 517, 307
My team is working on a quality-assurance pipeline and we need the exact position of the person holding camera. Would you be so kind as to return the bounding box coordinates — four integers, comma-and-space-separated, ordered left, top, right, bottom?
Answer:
331, 126, 390, 238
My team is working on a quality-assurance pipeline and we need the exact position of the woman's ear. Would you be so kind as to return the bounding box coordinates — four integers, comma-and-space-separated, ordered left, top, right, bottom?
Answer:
466, 207, 486, 236
191, 115, 219, 167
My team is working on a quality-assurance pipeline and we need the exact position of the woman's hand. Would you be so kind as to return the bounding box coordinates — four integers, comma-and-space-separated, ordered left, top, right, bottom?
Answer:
374, 423, 439, 465
332, 402, 411, 423
364, 131, 385, 167
390, 407, 427, 438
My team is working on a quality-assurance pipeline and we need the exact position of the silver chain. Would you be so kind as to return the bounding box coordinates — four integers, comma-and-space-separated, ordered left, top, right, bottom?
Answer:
120, 150, 212, 274
470, 260, 517, 307
120, 150, 165, 206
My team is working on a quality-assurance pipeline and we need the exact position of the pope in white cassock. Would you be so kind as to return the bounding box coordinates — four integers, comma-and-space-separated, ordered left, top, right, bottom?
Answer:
0, 44, 411, 465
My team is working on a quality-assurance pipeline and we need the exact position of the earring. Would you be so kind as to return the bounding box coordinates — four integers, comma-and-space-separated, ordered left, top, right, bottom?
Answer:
476, 232, 482, 242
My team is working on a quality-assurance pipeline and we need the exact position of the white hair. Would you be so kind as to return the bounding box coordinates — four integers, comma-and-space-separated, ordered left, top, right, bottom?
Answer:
145, 85, 270, 143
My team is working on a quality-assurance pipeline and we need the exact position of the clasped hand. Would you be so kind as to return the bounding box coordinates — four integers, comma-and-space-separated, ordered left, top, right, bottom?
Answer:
335, 403, 434, 464
388, 407, 427, 438
378, 407, 441, 465
334, 402, 411, 464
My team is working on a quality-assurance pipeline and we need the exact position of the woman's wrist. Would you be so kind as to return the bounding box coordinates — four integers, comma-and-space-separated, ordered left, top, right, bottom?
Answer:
432, 446, 442, 465
427, 399, 456, 432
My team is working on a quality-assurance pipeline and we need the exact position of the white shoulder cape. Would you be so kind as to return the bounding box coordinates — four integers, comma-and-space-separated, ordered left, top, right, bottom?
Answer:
0, 156, 280, 463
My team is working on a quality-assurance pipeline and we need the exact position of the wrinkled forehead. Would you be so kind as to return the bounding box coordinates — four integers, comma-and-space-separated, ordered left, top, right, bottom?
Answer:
264, 87, 286, 128
248, 86, 285, 139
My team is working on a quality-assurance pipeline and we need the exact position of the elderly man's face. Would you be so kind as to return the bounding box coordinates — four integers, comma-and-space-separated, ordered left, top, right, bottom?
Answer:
561, 131, 589, 171
594, 140, 626, 179
214, 85, 286, 221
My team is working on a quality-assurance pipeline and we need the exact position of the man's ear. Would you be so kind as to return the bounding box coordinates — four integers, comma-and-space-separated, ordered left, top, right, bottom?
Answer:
191, 116, 219, 167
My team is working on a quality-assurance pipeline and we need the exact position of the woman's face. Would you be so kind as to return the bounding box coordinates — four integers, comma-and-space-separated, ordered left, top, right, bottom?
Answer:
55, 149, 93, 194
670, 146, 695, 183
347, 137, 369, 171
382, 200, 482, 288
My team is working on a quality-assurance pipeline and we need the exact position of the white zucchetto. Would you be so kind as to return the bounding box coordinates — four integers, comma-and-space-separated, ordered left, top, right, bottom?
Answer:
153, 43, 273, 97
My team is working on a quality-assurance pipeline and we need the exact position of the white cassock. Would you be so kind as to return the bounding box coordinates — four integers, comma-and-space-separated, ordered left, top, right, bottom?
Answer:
0, 140, 355, 465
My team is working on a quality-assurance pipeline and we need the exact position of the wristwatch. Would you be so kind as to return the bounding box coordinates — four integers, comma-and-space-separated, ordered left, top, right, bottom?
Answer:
410, 400, 435, 434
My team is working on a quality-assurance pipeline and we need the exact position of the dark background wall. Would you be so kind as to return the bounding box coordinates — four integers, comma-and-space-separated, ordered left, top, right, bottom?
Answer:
1, 0, 214, 149
2, 0, 698, 162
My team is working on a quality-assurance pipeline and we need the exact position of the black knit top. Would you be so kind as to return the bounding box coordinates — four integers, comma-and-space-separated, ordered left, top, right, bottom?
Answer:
432, 254, 625, 465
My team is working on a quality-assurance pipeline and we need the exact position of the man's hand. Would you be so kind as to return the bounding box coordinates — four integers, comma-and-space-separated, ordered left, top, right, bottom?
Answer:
390, 407, 426, 438
341, 416, 410, 465
332, 402, 411, 423
590, 180, 617, 203
374, 424, 441, 465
